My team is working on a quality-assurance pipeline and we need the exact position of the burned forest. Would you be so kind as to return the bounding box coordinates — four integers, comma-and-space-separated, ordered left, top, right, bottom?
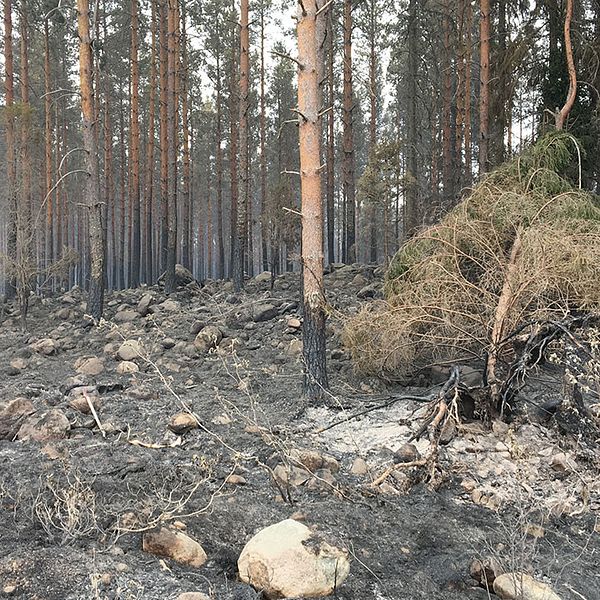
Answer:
1, 0, 600, 599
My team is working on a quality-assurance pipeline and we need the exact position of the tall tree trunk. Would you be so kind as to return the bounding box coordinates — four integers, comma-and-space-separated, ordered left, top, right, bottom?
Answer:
129, 0, 141, 287
326, 7, 335, 264
180, 0, 192, 269
233, 0, 249, 291
144, 0, 157, 283
298, 0, 328, 400
404, 0, 419, 238
77, 0, 105, 320
479, 0, 491, 174
4, 0, 17, 299
342, 0, 355, 264
441, 0, 453, 206
163, 0, 178, 293
44, 18, 53, 272
229, 8, 239, 280
464, 0, 473, 183
215, 47, 225, 279
259, 2, 268, 272
159, 0, 169, 273
17, 1, 32, 328
119, 103, 127, 289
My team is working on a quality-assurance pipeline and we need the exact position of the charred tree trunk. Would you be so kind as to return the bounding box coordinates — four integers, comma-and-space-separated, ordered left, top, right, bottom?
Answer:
180, 1, 192, 270
479, 0, 491, 174
78, 0, 105, 320
44, 18, 53, 272
342, 0, 355, 264
4, 0, 17, 299
326, 7, 335, 264
233, 0, 249, 291
215, 46, 225, 279
163, 0, 178, 293
259, 2, 268, 272
129, 0, 141, 287
159, 0, 169, 274
298, 0, 328, 400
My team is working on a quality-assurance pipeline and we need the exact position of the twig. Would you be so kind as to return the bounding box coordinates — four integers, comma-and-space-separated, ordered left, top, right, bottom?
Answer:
84, 390, 105, 438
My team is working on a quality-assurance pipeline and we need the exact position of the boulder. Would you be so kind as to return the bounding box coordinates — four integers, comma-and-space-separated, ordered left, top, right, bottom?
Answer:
116, 360, 140, 374
493, 573, 561, 600
168, 412, 199, 434
75, 357, 105, 376
114, 309, 139, 323
117, 340, 143, 361
252, 303, 278, 322
142, 527, 207, 568
0, 398, 36, 440
30, 338, 59, 356
254, 271, 272, 283
238, 519, 350, 599
194, 326, 223, 354
17, 409, 70, 442
137, 293, 153, 316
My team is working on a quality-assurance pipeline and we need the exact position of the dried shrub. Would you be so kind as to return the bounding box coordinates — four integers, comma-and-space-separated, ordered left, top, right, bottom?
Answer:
345, 132, 600, 379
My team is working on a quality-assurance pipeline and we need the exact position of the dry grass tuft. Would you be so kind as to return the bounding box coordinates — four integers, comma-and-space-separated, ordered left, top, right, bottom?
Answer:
345, 132, 600, 379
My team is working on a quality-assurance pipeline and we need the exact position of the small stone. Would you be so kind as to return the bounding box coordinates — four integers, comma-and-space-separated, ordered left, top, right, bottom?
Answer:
68, 386, 101, 414
286, 339, 303, 357
287, 317, 302, 329
351, 457, 368, 475
116, 360, 139, 374
168, 412, 199, 434
9, 357, 28, 371
114, 309, 138, 323
238, 519, 350, 598
493, 573, 561, 600
142, 527, 207, 567
225, 474, 247, 485
523, 524, 545, 538
394, 443, 420, 463
177, 593, 210, 600
549, 453, 571, 474
194, 326, 223, 354
212, 413, 232, 425
289, 448, 339, 473
100, 573, 112, 586
76, 357, 105, 376
3, 584, 17, 595
116, 563, 129, 573
161, 337, 176, 349
17, 409, 70, 442
117, 340, 143, 361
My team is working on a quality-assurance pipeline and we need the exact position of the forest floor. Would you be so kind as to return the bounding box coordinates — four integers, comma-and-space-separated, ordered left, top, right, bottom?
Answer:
0, 265, 598, 600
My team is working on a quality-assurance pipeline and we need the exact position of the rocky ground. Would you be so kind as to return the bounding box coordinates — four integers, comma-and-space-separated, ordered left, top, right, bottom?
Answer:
0, 264, 598, 600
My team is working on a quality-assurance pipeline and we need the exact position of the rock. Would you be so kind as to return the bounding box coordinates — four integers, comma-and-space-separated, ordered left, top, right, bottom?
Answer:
137, 293, 153, 316
174, 264, 196, 286
76, 357, 105, 376
160, 298, 181, 312
177, 594, 210, 600
161, 337, 176, 349
225, 474, 247, 485
189, 321, 204, 335
114, 309, 139, 323
230, 584, 260, 600
55, 307, 75, 320
116, 360, 139, 374
194, 326, 223, 354
549, 452, 571, 474
142, 527, 207, 567
168, 412, 199, 434
289, 448, 339, 473
493, 573, 561, 600
252, 303, 278, 322
17, 409, 70, 442
30, 338, 59, 356
68, 386, 100, 414
9, 357, 28, 371
351, 457, 368, 475
238, 519, 350, 599
117, 340, 143, 361
286, 339, 303, 357
352, 274, 368, 287
357, 284, 379, 299
254, 271, 272, 283
470, 557, 503, 588
273, 464, 312, 488
394, 443, 420, 464
287, 317, 302, 329
0, 398, 36, 440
